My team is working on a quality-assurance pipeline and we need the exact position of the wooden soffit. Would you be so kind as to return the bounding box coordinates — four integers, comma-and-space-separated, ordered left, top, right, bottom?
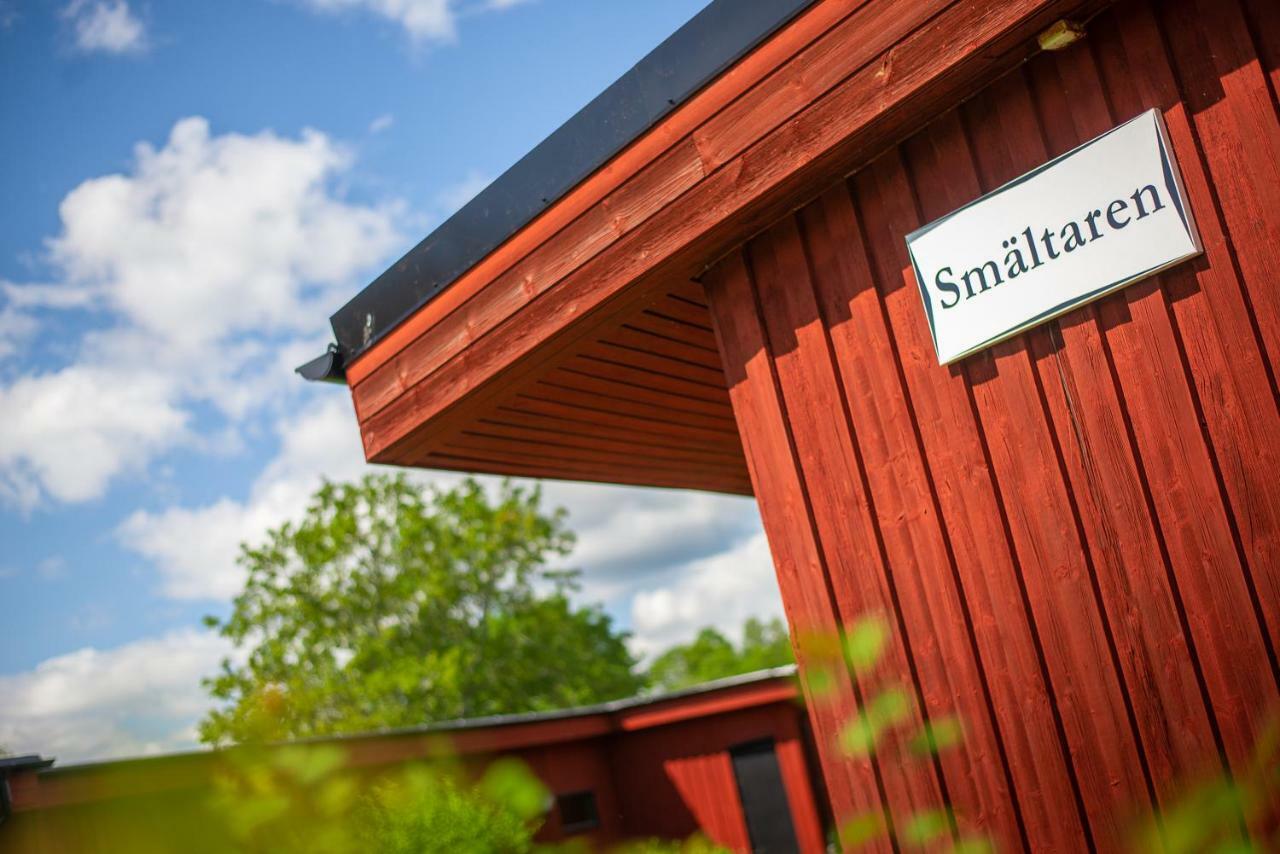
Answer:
344, 0, 1107, 493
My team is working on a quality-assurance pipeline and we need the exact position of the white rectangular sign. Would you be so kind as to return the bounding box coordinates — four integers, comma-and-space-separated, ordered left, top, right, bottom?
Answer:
906, 109, 1201, 364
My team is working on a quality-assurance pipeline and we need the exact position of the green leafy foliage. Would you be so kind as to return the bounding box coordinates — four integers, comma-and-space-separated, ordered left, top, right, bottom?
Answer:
837, 687, 911, 758
208, 744, 361, 853
359, 760, 547, 854
802, 613, 980, 852
1136, 716, 1279, 853
910, 716, 965, 757
902, 808, 953, 846
837, 812, 887, 849
204, 743, 550, 854
645, 617, 794, 692
842, 617, 889, 677
200, 474, 642, 745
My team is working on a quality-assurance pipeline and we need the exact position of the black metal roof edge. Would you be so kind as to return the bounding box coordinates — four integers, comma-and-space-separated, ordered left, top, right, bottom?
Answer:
324, 0, 818, 366
0, 755, 55, 775
326, 663, 800, 739
38, 665, 798, 774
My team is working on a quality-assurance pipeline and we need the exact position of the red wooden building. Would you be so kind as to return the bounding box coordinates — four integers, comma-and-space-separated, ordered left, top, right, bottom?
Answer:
0, 668, 827, 852
299, 0, 1280, 849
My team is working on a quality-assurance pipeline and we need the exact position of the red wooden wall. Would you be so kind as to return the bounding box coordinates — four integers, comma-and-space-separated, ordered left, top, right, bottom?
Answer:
704, 0, 1279, 850
0, 692, 827, 854
610, 702, 826, 852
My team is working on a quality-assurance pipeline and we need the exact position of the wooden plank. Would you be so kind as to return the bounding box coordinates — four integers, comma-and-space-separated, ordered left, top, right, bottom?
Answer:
532, 373, 732, 427
445, 432, 746, 479
531, 381, 732, 427
358, 0, 1099, 464
691, 0, 951, 170
1150, 0, 1280, 679
1089, 0, 1280, 782
491, 403, 740, 455
554, 358, 732, 411
469, 418, 746, 467
344, 0, 869, 387
354, 137, 708, 419
352, 0, 890, 417
642, 300, 715, 331
1160, 0, 1280, 388
1238, 0, 1280, 102
662, 280, 712, 309
576, 343, 727, 391
704, 250, 890, 847
850, 148, 1092, 852
543, 363, 735, 418
509, 392, 739, 445
625, 311, 720, 352
594, 325, 725, 374
746, 216, 954, 840
419, 451, 752, 495
901, 96, 1153, 846
1010, 52, 1225, 802
771, 710, 831, 854
796, 186, 1026, 850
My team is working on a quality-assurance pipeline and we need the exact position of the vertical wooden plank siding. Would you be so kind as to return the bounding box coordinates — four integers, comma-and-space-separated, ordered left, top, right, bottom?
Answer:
704, 253, 894, 854
704, 0, 1280, 847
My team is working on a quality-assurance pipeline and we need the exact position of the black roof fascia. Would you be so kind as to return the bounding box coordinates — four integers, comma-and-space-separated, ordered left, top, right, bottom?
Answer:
325, 0, 817, 366
0, 755, 55, 775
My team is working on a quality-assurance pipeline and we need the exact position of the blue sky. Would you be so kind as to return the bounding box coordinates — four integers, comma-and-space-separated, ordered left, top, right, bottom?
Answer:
0, 0, 780, 763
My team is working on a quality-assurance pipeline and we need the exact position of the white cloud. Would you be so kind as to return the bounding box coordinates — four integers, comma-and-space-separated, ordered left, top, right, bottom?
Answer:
368, 113, 395, 134
435, 169, 491, 216
0, 364, 190, 508
117, 391, 770, 620
0, 117, 403, 508
628, 531, 784, 661
295, 0, 526, 43
539, 481, 762, 598
299, 0, 455, 41
37, 556, 67, 581
0, 629, 233, 763
50, 117, 400, 345
0, 306, 37, 360
119, 394, 374, 599
2, 280, 96, 310
62, 0, 147, 55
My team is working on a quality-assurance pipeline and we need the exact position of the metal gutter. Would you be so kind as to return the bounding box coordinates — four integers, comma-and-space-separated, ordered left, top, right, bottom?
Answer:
34, 666, 798, 774
313, 0, 818, 378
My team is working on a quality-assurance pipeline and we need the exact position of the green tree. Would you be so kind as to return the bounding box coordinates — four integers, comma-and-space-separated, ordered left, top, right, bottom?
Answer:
645, 617, 794, 692
200, 474, 642, 745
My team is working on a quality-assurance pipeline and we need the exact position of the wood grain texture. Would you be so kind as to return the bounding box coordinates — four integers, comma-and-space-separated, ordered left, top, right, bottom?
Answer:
747, 216, 952, 837
335, 0, 1280, 843
354, 0, 1098, 474
343, 0, 871, 388
705, 252, 894, 852
704, 0, 1279, 844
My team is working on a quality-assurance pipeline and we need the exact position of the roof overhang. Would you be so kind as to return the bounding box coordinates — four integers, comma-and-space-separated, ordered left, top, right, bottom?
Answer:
318, 0, 1106, 493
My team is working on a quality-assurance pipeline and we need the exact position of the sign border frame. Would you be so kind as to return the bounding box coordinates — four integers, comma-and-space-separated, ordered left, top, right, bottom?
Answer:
905, 108, 1202, 365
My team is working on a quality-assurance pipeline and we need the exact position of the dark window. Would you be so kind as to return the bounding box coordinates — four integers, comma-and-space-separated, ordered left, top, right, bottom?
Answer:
556, 790, 600, 834
730, 739, 800, 854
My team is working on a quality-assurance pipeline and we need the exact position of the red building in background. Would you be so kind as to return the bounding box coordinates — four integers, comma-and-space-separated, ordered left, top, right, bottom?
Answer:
0, 667, 829, 852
